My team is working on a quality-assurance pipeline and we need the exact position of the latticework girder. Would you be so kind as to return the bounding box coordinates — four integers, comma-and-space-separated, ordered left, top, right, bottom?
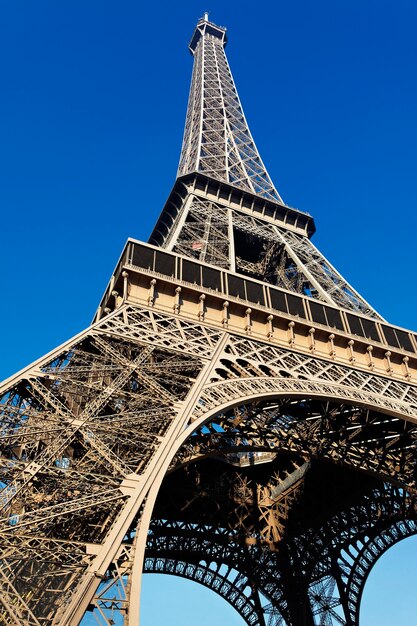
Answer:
147, 455, 417, 626
0, 301, 416, 624
178, 15, 282, 202
163, 192, 381, 317
1, 12, 416, 626
0, 305, 213, 624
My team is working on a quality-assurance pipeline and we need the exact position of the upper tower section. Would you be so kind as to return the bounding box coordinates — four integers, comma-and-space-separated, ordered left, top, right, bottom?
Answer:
177, 14, 283, 203
188, 12, 227, 52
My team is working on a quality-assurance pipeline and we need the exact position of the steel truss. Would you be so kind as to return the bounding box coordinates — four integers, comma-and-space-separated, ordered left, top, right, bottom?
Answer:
167, 194, 380, 317
178, 16, 282, 202
0, 303, 416, 624
147, 459, 417, 626
172, 14, 379, 318
1, 12, 416, 626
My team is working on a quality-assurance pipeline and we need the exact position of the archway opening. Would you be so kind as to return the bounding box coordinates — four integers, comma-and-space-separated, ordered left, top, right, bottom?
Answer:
361, 534, 417, 625
141, 574, 246, 625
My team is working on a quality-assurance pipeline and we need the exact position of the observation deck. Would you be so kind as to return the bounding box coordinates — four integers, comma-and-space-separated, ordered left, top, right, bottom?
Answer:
189, 13, 227, 53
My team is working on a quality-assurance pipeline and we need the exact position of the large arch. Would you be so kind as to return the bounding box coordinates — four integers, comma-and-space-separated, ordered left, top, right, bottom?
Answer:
131, 374, 417, 626
144, 484, 417, 626
178, 385, 417, 489
140, 379, 414, 626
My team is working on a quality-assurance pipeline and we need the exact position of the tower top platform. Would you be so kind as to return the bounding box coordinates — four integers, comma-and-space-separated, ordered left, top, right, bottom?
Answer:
189, 13, 227, 54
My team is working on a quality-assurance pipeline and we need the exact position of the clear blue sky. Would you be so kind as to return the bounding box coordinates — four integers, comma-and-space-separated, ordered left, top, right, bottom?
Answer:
1, 1, 417, 624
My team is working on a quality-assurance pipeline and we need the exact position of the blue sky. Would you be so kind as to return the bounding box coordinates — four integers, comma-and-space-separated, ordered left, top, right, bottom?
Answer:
1, 1, 417, 624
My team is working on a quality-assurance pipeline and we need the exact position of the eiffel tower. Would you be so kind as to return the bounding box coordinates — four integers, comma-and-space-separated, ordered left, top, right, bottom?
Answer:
1, 13, 417, 626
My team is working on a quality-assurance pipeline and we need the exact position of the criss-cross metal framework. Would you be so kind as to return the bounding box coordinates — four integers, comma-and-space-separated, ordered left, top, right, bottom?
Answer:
178, 15, 282, 202
0, 13, 416, 626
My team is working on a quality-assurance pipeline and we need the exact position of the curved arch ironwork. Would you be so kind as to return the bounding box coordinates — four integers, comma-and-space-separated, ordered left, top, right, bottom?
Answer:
145, 381, 417, 626
146, 484, 417, 626
343, 519, 417, 624
176, 392, 417, 491
143, 556, 268, 626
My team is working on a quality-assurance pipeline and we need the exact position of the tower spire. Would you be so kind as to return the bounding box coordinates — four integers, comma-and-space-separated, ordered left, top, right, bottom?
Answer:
178, 17, 283, 203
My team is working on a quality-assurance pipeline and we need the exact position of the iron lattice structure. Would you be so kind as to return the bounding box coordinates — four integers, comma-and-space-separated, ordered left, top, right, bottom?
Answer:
177, 17, 281, 203
1, 13, 417, 626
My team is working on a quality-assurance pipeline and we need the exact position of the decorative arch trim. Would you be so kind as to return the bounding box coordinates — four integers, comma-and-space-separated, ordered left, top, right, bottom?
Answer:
143, 556, 265, 626
190, 377, 417, 429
